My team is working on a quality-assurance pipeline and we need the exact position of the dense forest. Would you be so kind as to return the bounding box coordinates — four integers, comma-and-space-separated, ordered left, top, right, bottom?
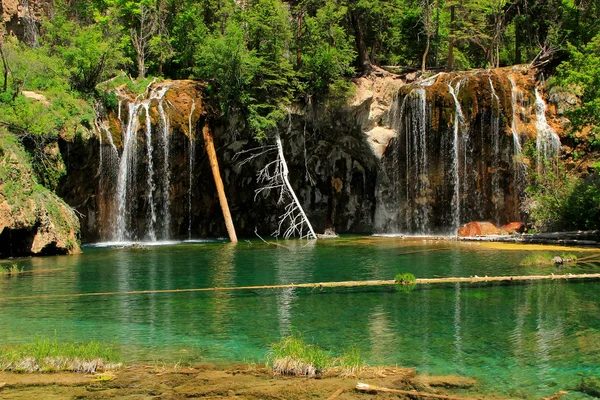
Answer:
0, 0, 599, 242
3, 0, 600, 139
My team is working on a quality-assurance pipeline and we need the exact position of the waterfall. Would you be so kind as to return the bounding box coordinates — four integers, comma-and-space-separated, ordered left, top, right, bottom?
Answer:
375, 70, 530, 235
115, 98, 143, 241
447, 81, 465, 231
142, 102, 157, 241
508, 77, 524, 155
534, 87, 561, 174
403, 88, 431, 233
188, 100, 196, 240
157, 99, 171, 239
111, 85, 172, 242
489, 75, 502, 225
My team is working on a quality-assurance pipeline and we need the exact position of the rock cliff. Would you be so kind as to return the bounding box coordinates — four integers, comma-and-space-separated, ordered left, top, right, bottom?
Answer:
0, 133, 80, 257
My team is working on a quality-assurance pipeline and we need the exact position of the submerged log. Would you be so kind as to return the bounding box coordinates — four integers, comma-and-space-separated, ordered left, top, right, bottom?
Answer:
203, 125, 238, 243
1, 273, 600, 302
356, 382, 474, 399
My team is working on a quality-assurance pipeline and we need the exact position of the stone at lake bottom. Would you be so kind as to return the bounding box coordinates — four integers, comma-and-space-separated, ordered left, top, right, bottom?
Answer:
457, 222, 500, 237
412, 374, 476, 389
578, 376, 600, 397
500, 222, 526, 234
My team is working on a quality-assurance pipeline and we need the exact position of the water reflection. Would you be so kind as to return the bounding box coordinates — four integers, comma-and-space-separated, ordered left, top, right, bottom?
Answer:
0, 240, 598, 397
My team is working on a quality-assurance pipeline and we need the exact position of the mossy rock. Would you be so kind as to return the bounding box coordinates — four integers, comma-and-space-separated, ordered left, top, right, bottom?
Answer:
578, 376, 600, 397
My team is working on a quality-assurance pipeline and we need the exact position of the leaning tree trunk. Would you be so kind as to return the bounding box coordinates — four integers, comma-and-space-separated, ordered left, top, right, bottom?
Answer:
203, 125, 238, 243
350, 12, 372, 74
275, 134, 317, 240
447, 5, 455, 70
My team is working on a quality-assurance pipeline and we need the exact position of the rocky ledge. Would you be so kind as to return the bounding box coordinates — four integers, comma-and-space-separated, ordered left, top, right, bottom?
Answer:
0, 134, 80, 257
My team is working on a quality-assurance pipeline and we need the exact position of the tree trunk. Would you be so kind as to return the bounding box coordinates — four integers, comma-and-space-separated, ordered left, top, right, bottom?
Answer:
0, 41, 10, 92
447, 5, 455, 70
350, 12, 371, 74
433, 0, 441, 67
203, 124, 238, 243
422, 34, 430, 72
515, 17, 521, 64
296, 6, 303, 67
137, 53, 145, 79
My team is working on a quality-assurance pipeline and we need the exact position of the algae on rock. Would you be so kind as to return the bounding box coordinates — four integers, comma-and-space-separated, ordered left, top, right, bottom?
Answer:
0, 131, 80, 257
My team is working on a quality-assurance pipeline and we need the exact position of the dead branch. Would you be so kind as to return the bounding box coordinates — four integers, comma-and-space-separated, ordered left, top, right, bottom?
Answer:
356, 382, 476, 400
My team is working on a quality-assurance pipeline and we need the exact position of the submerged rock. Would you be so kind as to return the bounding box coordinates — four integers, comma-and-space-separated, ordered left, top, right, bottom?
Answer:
414, 374, 476, 389
317, 228, 339, 239
500, 222, 526, 234
578, 376, 600, 397
457, 221, 500, 237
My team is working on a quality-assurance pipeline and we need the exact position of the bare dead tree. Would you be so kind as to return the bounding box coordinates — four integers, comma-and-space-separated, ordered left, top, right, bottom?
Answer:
420, 0, 435, 72
130, 4, 157, 79
235, 132, 317, 240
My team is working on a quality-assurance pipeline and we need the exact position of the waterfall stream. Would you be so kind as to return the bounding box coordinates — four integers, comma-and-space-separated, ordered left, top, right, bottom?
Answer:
188, 100, 196, 240
447, 80, 465, 231
110, 86, 172, 242
534, 87, 561, 175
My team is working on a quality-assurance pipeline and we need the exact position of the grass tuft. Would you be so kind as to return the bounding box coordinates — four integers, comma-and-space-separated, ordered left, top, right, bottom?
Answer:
395, 272, 417, 293
520, 252, 578, 266
0, 264, 23, 276
266, 336, 365, 377
0, 338, 122, 373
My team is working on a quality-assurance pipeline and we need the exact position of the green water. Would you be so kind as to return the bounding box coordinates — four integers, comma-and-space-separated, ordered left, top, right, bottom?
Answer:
1, 237, 600, 398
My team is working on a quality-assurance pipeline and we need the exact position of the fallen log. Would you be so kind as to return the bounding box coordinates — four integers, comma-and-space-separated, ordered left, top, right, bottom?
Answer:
203, 124, 238, 244
1, 273, 599, 302
356, 382, 476, 399
326, 388, 344, 399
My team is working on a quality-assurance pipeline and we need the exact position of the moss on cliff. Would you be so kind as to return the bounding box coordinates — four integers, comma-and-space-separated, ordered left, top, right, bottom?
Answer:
0, 130, 80, 257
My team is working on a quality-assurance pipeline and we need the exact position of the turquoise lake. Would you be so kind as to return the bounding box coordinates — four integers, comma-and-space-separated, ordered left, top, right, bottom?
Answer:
1, 237, 599, 398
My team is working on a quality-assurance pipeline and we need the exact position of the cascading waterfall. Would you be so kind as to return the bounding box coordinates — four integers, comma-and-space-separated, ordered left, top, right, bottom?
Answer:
115, 98, 143, 241
110, 85, 173, 242
150, 85, 172, 239
188, 100, 196, 240
534, 87, 561, 174
447, 80, 465, 231
488, 75, 502, 225
142, 102, 157, 241
402, 88, 431, 233
375, 70, 532, 235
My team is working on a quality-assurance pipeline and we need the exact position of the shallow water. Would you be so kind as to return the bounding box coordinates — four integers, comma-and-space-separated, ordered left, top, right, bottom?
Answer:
1, 237, 599, 398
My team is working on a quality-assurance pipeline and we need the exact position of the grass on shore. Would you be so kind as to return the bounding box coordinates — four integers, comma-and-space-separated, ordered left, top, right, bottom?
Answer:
0, 338, 122, 373
520, 252, 578, 266
266, 336, 364, 377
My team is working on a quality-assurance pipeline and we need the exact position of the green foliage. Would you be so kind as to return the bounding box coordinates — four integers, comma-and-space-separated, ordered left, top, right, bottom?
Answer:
525, 164, 600, 232
0, 337, 122, 373
299, 0, 356, 103
43, 14, 129, 91
519, 253, 553, 266
0, 264, 23, 276
0, 40, 94, 138
556, 33, 600, 145
194, 0, 297, 140
395, 272, 416, 293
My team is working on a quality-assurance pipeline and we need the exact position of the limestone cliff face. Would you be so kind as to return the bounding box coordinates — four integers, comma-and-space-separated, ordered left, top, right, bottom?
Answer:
1, 0, 52, 45
57, 67, 567, 242
58, 79, 385, 242
0, 135, 80, 257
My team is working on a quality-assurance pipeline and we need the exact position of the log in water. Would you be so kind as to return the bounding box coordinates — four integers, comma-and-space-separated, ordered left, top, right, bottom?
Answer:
1, 273, 599, 301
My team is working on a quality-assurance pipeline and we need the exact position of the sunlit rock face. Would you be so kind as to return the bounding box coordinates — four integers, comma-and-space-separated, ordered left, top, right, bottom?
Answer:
374, 67, 561, 235
57, 68, 562, 242
1, 0, 52, 45
60, 80, 379, 242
